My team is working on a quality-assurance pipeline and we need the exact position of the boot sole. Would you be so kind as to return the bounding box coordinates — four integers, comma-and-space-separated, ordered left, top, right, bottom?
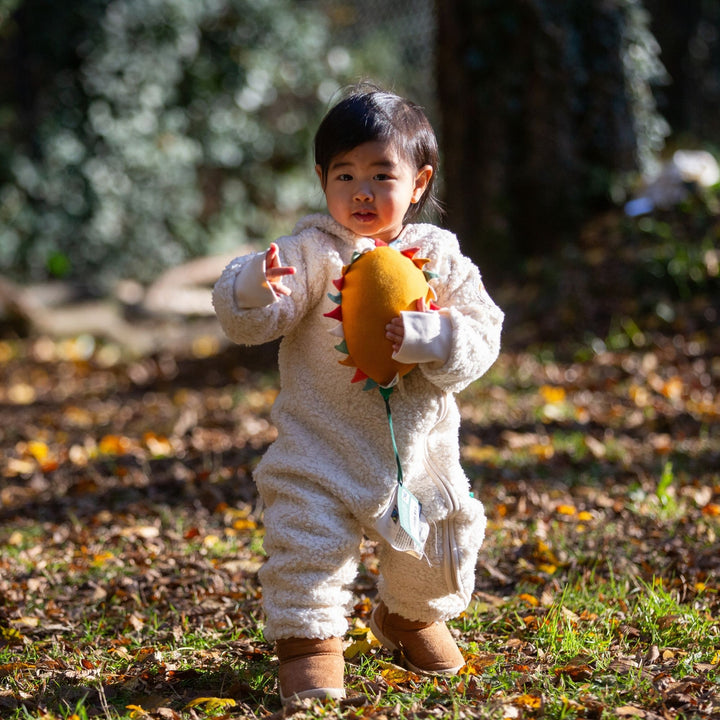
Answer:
280, 687, 346, 706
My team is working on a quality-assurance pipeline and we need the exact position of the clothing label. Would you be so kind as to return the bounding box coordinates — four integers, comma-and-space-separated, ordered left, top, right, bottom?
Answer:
397, 484, 424, 546
375, 483, 429, 559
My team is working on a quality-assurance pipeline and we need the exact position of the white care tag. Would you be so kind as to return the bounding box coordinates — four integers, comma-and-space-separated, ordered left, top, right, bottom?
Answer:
375, 484, 429, 559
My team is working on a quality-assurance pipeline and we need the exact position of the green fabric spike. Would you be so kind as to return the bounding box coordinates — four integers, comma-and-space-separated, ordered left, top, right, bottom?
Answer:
362, 378, 378, 391
350, 251, 362, 263
334, 339, 349, 354
423, 270, 439, 280
327, 291, 342, 304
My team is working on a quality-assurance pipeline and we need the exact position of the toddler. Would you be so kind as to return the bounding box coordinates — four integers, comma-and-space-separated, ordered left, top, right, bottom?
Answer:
213, 86, 504, 704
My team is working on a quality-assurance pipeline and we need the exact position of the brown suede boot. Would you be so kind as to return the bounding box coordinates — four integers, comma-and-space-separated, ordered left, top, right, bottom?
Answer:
276, 637, 345, 705
370, 601, 465, 675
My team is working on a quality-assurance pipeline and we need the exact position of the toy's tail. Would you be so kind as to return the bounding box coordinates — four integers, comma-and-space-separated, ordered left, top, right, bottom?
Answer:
379, 385, 403, 486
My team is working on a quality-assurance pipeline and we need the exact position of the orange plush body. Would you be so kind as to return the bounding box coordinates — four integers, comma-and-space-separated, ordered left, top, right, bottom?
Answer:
324, 242, 435, 388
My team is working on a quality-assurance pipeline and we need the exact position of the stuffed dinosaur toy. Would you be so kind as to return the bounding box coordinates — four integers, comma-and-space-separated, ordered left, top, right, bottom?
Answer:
323, 239, 438, 389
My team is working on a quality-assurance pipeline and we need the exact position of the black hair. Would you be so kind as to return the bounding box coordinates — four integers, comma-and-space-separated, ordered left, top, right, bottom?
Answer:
314, 85, 441, 222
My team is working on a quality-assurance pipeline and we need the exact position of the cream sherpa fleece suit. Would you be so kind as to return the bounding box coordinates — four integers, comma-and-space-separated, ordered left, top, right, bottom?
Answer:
212, 214, 503, 642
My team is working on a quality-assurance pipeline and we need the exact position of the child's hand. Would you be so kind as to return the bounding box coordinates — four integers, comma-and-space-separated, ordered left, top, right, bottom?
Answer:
385, 297, 428, 353
265, 243, 296, 296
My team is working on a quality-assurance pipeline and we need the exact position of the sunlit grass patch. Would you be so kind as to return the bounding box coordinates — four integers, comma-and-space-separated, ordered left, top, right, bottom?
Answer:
455, 567, 719, 719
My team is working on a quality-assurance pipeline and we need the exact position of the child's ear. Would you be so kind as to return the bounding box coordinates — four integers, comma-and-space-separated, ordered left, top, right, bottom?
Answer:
315, 164, 325, 188
411, 165, 433, 203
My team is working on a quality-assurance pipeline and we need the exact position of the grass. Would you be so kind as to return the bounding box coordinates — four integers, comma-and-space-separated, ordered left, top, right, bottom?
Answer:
453, 571, 719, 718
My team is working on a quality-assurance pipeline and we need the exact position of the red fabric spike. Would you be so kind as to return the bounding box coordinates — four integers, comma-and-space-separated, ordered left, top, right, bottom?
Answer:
351, 368, 369, 383
400, 246, 420, 258
332, 276, 344, 291
429, 300, 441, 311
323, 305, 343, 321
374, 238, 388, 247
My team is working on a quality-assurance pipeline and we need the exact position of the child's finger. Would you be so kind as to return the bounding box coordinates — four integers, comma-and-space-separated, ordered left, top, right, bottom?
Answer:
266, 243, 280, 268
272, 281, 292, 296
385, 316, 404, 345
416, 296, 427, 312
265, 244, 295, 295
267, 266, 296, 278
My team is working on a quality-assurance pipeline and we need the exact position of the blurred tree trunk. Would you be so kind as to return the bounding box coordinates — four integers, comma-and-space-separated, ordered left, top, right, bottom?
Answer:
436, 0, 662, 281
644, 0, 720, 146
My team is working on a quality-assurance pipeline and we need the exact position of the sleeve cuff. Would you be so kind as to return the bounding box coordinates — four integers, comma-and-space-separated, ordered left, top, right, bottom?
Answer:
232, 251, 279, 308
391, 309, 452, 365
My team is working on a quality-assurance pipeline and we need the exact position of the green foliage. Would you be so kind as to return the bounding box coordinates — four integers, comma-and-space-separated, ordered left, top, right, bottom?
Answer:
0, 0, 351, 286
0, 0, 437, 287
656, 460, 675, 507
633, 194, 720, 302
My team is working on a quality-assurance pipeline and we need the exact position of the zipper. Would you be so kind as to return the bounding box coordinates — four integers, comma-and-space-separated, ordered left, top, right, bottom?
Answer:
423, 394, 463, 595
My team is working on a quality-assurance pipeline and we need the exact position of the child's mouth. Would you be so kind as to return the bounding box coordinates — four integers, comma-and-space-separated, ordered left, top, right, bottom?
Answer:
353, 211, 376, 222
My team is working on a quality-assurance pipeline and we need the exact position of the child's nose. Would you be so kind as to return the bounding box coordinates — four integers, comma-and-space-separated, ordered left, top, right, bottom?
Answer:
353, 182, 373, 201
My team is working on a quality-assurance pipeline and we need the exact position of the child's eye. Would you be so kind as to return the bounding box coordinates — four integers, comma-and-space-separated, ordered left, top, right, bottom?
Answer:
374, 173, 392, 181
337, 173, 353, 181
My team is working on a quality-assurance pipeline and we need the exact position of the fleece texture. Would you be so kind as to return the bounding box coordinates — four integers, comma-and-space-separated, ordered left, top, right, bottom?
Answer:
212, 214, 504, 641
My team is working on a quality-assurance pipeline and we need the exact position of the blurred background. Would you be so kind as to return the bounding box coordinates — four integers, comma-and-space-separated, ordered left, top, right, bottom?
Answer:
0, 0, 718, 351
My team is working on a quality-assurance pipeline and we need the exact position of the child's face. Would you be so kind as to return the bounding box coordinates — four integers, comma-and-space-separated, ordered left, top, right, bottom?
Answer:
316, 140, 432, 243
